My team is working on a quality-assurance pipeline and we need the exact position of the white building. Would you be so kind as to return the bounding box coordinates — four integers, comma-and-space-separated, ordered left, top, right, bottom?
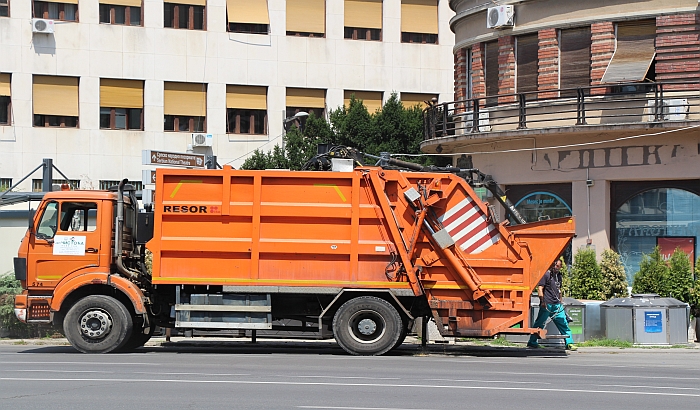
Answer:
0, 0, 455, 273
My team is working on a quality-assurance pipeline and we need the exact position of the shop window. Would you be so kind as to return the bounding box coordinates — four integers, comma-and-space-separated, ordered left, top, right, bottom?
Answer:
164, 2, 205, 30
99, 2, 142, 26
33, 1, 78, 21
615, 188, 700, 282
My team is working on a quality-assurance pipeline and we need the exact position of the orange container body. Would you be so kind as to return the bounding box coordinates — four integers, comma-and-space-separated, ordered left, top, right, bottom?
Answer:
148, 166, 575, 338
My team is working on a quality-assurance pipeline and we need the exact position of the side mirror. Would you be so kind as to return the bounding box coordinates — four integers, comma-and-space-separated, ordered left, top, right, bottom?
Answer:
28, 208, 36, 235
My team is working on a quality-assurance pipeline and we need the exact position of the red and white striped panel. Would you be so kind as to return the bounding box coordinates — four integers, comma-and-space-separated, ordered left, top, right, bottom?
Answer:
437, 197, 500, 254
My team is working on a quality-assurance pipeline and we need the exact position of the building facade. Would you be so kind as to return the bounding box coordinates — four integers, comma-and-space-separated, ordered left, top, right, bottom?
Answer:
0, 0, 455, 274
423, 0, 700, 280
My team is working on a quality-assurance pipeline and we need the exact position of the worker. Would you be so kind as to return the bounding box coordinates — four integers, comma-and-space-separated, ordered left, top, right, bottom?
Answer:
527, 259, 577, 351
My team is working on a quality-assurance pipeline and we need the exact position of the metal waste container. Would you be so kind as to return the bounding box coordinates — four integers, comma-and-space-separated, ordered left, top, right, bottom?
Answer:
601, 294, 689, 345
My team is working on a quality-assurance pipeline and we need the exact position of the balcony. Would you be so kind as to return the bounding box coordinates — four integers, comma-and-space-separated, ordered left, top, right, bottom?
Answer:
421, 82, 700, 153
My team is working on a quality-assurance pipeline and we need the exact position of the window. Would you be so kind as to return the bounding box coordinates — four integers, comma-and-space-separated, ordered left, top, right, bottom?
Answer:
484, 40, 498, 106
0, 178, 11, 191
602, 20, 656, 85
287, 0, 325, 37
227, 0, 268, 34
0, 73, 10, 125
344, 91, 383, 113
226, 85, 267, 135
33, 75, 79, 128
286, 88, 326, 121
99, 1, 142, 26
516, 34, 539, 98
560, 27, 591, 96
400, 93, 437, 109
99, 79, 144, 130
164, 2, 205, 30
401, 0, 437, 44
164, 82, 207, 132
99, 180, 143, 191
344, 0, 382, 41
33, 1, 78, 22
32, 179, 81, 192
1, 0, 8, 17
36, 202, 59, 239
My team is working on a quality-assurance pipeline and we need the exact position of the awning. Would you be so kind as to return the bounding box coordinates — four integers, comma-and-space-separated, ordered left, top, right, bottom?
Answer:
287, 0, 325, 34
227, 85, 267, 110
601, 20, 656, 84
227, 0, 269, 25
100, 79, 144, 109
345, 0, 382, 29
286, 88, 326, 108
33, 76, 79, 117
401, 0, 437, 34
164, 82, 207, 117
344, 91, 383, 112
0, 74, 10, 97
400, 92, 437, 108
98, 0, 141, 6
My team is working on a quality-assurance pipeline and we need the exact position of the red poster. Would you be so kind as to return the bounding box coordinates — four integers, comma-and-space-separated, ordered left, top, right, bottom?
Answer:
657, 237, 695, 269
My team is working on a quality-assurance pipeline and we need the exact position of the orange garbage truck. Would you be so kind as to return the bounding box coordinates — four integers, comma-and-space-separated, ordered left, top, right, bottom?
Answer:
13, 158, 574, 355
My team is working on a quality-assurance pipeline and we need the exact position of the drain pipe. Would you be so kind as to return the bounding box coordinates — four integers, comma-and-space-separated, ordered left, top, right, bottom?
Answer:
115, 179, 139, 281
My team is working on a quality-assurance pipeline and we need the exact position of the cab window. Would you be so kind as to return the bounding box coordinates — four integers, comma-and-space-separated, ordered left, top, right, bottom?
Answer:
59, 202, 98, 232
36, 201, 58, 239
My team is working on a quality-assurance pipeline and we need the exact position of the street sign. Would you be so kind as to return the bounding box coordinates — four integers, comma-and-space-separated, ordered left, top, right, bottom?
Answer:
142, 169, 156, 185
142, 150, 205, 168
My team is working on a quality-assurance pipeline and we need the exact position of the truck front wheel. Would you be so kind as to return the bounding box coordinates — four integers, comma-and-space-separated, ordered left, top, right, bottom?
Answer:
333, 296, 403, 356
63, 295, 133, 354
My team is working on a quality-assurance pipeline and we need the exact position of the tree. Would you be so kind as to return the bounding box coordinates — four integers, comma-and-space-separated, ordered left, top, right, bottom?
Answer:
599, 249, 628, 299
632, 247, 669, 296
666, 247, 694, 302
569, 247, 604, 300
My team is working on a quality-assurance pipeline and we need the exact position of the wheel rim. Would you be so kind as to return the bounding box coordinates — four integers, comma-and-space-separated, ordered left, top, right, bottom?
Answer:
79, 309, 113, 340
348, 309, 386, 344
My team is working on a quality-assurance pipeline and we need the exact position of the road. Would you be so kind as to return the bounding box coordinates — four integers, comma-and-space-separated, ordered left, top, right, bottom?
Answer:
0, 340, 699, 410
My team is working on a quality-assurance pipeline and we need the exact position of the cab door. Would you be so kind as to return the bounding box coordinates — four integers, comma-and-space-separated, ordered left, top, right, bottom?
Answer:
28, 200, 102, 288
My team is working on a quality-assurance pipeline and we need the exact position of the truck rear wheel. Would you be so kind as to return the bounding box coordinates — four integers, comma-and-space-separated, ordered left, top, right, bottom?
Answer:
63, 295, 133, 354
333, 296, 402, 356
118, 316, 155, 351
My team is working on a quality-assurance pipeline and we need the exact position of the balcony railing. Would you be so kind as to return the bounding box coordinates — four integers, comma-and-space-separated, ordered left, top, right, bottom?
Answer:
423, 82, 700, 141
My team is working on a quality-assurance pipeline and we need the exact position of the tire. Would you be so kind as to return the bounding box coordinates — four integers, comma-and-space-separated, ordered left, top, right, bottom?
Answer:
333, 296, 403, 356
118, 316, 155, 351
63, 295, 133, 354
391, 320, 410, 351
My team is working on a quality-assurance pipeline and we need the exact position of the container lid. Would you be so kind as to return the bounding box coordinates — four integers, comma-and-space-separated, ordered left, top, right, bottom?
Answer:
601, 294, 688, 308
562, 297, 585, 306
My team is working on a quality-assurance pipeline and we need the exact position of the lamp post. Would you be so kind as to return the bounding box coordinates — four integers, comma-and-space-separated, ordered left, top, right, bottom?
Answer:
282, 111, 309, 151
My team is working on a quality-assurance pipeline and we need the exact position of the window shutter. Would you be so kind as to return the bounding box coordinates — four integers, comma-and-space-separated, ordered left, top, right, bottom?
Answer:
344, 91, 383, 112
345, 0, 382, 29
601, 20, 656, 83
100, 79, 144, 109
0, 74, 10, 97
227, 86, 267, 110
516, 34, 539, 96
177, 0, 206, 5
33, 76, 79, 117
401, 0, 437, 34
560, 27, 592, 92
287, 0, 325, 34
484, 41, 499, 106
400, 92, 437, 108
99, 0, 141, 6
227, 0, 269, 24
164, 82, 207, 116
43, 0, 79, 3
286, 88, 326, 108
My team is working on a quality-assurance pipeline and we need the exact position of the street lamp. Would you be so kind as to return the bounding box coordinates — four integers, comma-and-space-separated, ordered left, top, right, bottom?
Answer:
282, 111, 309, 151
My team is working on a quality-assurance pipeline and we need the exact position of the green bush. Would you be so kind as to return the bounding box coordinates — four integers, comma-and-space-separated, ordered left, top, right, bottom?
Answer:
0, 273, 25, 336
666, 248, 694, 303
632, 247, 669, 296
600, 249, 628, 299
569, 248, 604, 300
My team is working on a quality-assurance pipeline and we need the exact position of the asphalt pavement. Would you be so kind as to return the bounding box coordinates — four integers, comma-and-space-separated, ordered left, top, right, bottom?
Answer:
0, 337, 699, 410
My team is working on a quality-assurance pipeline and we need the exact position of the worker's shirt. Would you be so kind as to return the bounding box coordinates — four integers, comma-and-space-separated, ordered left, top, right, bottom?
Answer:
538, 269, 562, 305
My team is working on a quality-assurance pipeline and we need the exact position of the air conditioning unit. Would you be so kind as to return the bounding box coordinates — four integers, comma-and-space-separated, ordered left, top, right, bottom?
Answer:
32, 18, 55, 34
486, 6, 514, 29
191, 133, 213, 147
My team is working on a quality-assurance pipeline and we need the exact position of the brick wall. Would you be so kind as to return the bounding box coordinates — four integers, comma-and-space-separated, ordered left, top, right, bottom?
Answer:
656, 13, 700, 90
538, 28, 559, 99
454, 48, 468, 102
590, 22, 615, 95
471, 42, 486, 100
498, 36, 516, 103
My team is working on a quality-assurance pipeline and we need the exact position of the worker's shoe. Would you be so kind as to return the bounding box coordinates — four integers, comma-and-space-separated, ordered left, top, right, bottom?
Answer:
566, 344, 578, 351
